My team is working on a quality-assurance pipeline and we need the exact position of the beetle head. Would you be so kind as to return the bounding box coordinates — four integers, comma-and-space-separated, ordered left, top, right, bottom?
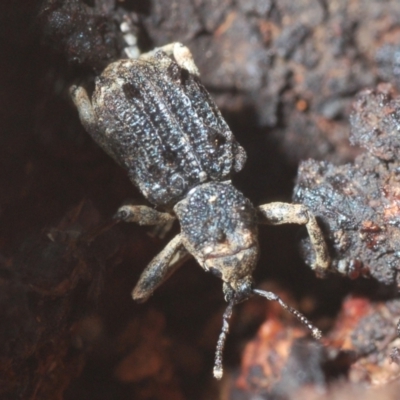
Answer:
174, 182, 259, 293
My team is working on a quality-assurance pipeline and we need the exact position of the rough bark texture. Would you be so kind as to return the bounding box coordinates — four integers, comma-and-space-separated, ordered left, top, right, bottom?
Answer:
294, 84, 400, 286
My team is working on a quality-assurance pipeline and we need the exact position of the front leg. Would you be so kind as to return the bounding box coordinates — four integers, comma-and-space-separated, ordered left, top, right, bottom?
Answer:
257, 203, 330, 273
115, 204, 176, 239
114, 204, 175, 226
132, 234, 189, 302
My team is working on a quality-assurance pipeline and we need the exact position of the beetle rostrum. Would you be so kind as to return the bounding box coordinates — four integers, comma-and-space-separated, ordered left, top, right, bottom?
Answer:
71, 42, 330, 379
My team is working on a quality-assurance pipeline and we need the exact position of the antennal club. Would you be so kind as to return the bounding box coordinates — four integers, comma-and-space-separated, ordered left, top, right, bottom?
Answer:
253, 288, 322, 340
213, 300, 235, 379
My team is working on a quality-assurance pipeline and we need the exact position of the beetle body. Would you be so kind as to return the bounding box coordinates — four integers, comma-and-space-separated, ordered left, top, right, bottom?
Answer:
71, 42, 330, 378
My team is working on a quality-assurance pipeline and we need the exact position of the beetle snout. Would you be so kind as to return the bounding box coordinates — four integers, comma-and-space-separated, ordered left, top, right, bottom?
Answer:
204, 244, 259, 289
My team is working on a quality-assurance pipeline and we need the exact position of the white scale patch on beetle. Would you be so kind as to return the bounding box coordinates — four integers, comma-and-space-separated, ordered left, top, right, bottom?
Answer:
70, 42, 330, 379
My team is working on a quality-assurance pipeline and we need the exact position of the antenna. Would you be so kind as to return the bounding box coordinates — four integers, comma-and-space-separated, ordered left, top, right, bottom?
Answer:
213, 300, 235, 379
213, 288, 322, 379
253, 289, 322, 340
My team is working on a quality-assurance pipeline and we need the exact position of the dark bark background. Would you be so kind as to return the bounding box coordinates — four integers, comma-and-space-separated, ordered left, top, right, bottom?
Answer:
2, 0, 400, 399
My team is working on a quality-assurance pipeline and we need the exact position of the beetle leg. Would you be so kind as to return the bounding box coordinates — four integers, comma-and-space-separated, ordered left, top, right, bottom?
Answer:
257, 203, 330, 273
132, 234, 189, 302
114, 204, 175, 226
115, 204, 176, 239
70, 85, 97, 131
140, 42, 200, 76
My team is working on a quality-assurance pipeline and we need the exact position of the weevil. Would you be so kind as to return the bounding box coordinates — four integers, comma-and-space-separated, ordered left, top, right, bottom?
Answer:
70, 42, 330, 379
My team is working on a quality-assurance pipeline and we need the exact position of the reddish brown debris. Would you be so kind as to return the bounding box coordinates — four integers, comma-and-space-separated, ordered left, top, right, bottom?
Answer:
328, 296, 400, 387
225, 295, 400, 398
224, 287, 329, 399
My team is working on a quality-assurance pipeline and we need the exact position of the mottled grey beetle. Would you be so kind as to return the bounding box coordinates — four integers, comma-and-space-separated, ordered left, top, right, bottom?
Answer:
71, 42, 330, 378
